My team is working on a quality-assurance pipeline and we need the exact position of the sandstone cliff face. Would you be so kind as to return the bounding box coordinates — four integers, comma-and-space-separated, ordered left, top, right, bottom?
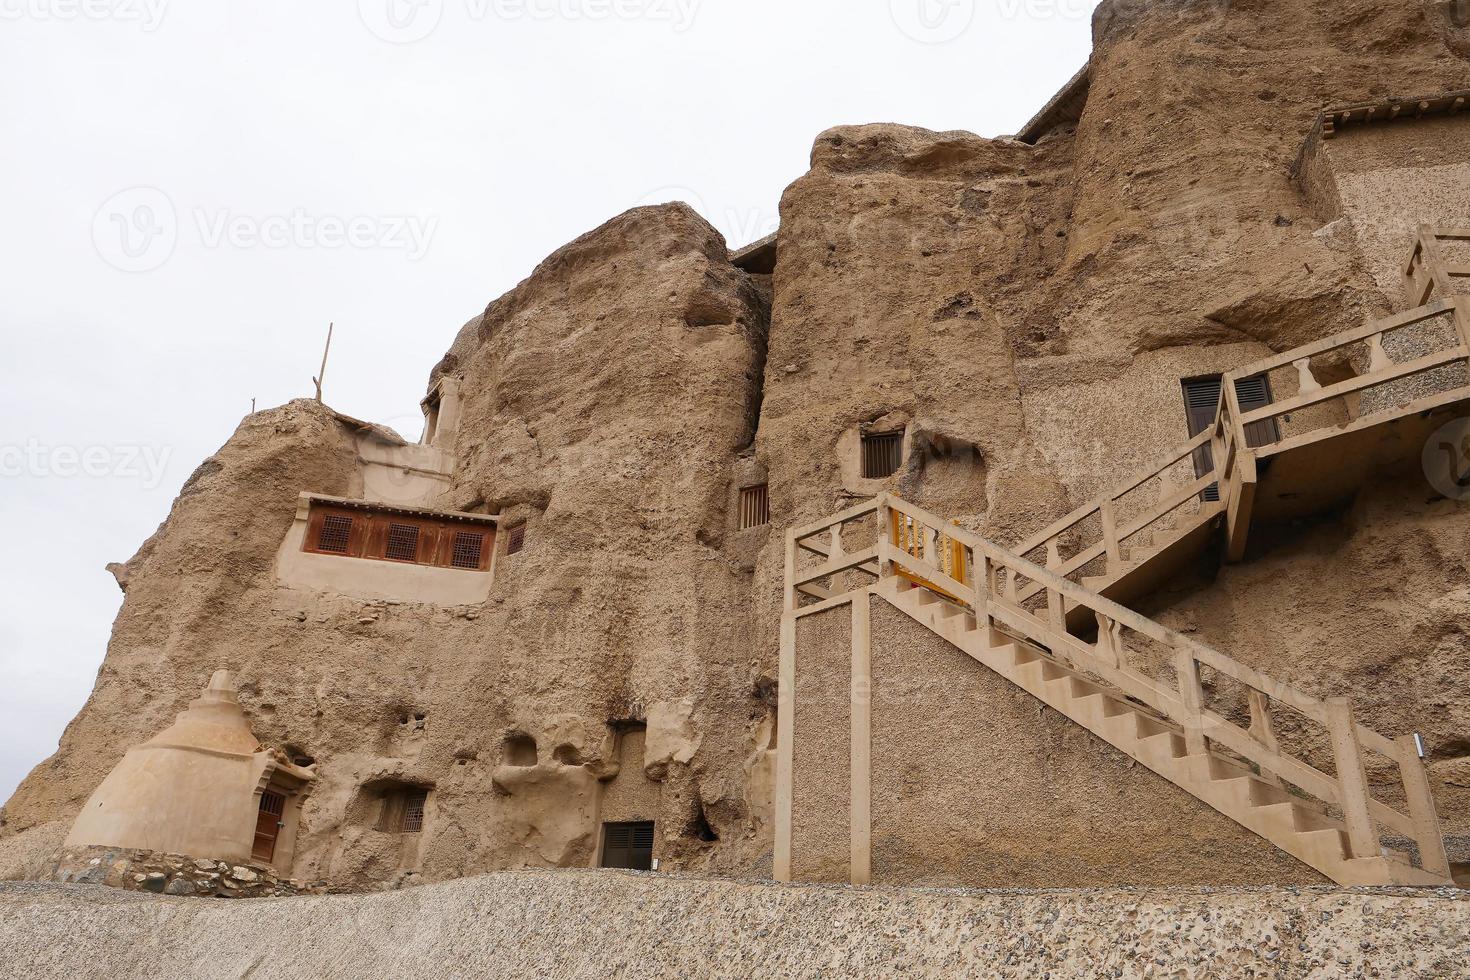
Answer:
0, 403, 364, 874
5, 0, 1470, 889
3, 205, 774, 888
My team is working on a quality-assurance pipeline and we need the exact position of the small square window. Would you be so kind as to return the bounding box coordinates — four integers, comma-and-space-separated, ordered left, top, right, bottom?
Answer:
385, 523, 420, 562
317, 515, 353, 553
378, 786, 429, 833
401, 789, 428, 833
452, 531, 485, 569
738, 484, 770, 530
506, 523, 526, 556
861, 430, 904, 479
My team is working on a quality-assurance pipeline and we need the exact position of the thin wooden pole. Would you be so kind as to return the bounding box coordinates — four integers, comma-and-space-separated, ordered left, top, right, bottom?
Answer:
313, 322, 334, 403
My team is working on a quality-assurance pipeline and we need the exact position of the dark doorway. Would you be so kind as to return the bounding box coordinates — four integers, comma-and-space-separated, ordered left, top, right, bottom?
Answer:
253, 790, 285, 863
1182, 374, 1280, 501
601, 821, 655, 870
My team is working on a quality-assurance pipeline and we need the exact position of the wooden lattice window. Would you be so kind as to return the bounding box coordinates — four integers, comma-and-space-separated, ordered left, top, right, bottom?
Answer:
317, 515, 353, 553
451, 531, 485, 570
303, 502, 493, 572
738, 484, 770, 530
385, 523, 420, 562
505, 523, 526, 556
601, 821, 655, 870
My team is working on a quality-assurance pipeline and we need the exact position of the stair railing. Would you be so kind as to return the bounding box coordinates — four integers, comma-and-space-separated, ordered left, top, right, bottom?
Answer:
1405, 227, 1470, 308
1222, 297, 1470, 455
784, 492, 1449, 877
1010, 394, 1235, 600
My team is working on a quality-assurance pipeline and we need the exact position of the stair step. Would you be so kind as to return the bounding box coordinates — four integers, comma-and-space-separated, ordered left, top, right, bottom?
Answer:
1294, 827, 1350, 864
1207, 756, 1255, 784
1135, 729, 1188, 760
878, 562, 1451, 888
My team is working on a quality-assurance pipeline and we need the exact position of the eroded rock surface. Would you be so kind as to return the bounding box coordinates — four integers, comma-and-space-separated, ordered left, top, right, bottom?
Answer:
4, 0, 1470, 892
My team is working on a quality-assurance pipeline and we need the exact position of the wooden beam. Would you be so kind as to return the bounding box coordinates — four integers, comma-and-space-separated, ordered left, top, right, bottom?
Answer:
1326, 697, 1380, 860
849, 592, 872, 886
1225, 449, 1256, 563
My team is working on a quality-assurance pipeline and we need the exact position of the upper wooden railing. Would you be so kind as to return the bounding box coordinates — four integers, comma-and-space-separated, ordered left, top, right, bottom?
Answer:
784, 493, 1450, 879
1405, 226, 1470, 308
1221, 297, 1470, 455
1009, 413, 1232, 601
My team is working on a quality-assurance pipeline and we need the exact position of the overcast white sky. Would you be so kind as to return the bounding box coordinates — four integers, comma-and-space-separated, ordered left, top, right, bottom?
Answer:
0, 0, 1098, 803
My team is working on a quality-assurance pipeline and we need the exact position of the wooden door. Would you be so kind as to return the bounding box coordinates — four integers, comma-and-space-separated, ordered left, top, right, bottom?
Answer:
890, 513, 968, 601
252, 791, 285, 863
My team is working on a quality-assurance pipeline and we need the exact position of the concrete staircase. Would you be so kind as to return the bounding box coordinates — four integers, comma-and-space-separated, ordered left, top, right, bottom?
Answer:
780, 232, 1470, 887
880, 576, 1447, 886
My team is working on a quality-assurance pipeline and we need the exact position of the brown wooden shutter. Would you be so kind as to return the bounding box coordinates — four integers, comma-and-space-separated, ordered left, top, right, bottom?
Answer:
316, 514, 354, 553
600, 821, 655, 870
451, 531, 486, 570
1234, 374, 1281, 448
1182, 377, 1223, 503
401, 789, 427, 833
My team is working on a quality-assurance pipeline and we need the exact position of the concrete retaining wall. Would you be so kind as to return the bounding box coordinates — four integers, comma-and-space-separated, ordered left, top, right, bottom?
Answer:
2, 870, 1467, 979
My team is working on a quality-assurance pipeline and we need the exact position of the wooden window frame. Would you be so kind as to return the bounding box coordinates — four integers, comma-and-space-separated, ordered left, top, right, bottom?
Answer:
377, 786, 429, 834
861, 430, 904, 480
738, 484, 770, 530
303, 503, 494, 573
505, 522, 526, 556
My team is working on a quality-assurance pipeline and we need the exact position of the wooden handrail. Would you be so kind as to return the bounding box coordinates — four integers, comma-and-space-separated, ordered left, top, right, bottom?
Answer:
1239, 347, 1468, 427
1225, 299, 1456, 384
784, 243, 1465, 874
1013, 426, 1216, 561
813, 492, 1450, 874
